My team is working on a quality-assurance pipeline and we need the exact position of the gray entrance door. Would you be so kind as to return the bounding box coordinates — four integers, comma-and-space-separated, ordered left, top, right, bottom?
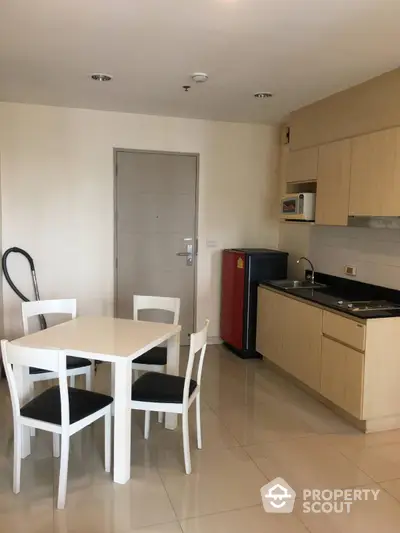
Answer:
115, 150, 197, 344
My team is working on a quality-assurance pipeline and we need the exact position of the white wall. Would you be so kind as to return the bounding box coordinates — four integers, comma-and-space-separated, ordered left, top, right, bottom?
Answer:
0, 103, 280, 338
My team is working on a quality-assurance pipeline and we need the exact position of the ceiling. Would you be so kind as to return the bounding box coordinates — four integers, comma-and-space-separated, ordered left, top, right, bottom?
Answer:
1, 0, 400, 124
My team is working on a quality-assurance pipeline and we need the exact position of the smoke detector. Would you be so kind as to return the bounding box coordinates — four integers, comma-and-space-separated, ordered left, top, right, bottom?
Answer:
91, 73, 113, 82
254, 92, 273, 99
191, 73, 208, 83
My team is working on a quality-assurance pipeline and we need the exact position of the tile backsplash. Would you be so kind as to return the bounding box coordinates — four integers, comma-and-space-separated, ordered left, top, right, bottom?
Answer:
309, 226, 400, 290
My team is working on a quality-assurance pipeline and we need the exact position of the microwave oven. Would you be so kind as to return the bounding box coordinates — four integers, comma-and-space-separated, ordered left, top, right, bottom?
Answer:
280, 193, 316, 221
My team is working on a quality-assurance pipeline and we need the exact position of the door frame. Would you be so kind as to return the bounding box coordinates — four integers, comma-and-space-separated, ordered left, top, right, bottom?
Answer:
113, 148, 200, 337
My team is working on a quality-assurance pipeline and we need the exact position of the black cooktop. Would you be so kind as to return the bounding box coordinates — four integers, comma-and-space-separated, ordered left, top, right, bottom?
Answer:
334, 300, 400, 312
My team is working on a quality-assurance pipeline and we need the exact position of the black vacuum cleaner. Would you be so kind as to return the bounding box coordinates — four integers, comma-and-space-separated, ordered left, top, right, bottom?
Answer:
2, 247, 100, 374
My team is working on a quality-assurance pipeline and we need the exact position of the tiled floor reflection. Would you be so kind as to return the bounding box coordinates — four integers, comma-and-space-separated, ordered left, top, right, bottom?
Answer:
1, 344, 400, 532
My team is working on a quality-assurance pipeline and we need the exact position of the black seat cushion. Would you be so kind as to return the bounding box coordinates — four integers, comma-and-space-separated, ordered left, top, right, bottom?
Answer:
131, 372, 197, 404
133, 347, 167, 366
29, 356, 92, 375
20, 386, 113, 425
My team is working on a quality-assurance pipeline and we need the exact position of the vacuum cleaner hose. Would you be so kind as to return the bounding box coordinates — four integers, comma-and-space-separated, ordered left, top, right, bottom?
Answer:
2, 247, 47, 329
2, 247, 35, 302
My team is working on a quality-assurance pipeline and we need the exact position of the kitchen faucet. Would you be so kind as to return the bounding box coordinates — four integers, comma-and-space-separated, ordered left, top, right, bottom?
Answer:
297, 256, 315, 284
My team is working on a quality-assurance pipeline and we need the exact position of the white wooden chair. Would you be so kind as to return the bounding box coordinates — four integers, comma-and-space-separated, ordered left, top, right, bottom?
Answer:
130, 319, 209, 474
131, 295, 180, 374
22, 299, 93, 390
130, 295, 180, 423
1, 339, 113, 509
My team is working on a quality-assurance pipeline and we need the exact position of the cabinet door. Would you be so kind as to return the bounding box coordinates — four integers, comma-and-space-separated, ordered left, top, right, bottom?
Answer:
284, 298, 322, 391
344, 349, 364, 418
321, 337, 364, 418
349, 128, 400, 216
256, 288, 283, 365
322, 311, 365, 351
321, 337, 346, 408
315, 139, 351, 226
286, 147, 318, 183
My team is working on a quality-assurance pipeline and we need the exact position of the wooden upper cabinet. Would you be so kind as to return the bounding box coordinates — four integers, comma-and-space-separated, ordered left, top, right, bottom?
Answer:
278, 144, 289, 196
315, 139, 351, 226
349, 128, 400, 216
289, 68, 400, 150
286, 147, 318, 183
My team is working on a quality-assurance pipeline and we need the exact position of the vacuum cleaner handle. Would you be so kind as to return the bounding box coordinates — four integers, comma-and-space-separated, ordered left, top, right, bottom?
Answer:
2, 247, 34, 302
2, 247, 47, 329
3, 247, 35, 272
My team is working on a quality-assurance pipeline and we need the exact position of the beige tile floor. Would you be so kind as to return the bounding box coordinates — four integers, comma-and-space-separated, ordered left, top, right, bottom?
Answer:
2, 344, 400, 531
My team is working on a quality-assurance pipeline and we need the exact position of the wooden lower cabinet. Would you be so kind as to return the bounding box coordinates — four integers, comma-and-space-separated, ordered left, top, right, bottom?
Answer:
345, 348, 364, 418
320, 337, 346, 408
256, 287, 284, 365
321, 337, 364, 418
283, 297, 322, 391
322, 311, 365, 351
257, 288, 362, 416
257, 287, 400, 430
257, 288, 322, 392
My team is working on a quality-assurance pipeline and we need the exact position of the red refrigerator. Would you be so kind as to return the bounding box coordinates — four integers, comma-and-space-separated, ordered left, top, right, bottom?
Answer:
220, 248, 288, 358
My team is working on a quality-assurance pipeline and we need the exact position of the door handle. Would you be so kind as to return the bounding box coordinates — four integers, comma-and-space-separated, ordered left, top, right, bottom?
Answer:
176, 244, 193, 266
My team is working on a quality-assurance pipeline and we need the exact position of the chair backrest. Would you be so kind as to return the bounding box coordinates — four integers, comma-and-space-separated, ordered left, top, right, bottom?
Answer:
133, 295, 180, 325
22, 299, 77, 335
183, 319, 210, 404
0, 340, 69, 426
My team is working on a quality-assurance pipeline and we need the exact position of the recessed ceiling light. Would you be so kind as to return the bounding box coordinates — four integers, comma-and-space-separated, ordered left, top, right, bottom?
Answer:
91, 73, 113, 82
254, 92, 273, 99
191, 73, 208, 83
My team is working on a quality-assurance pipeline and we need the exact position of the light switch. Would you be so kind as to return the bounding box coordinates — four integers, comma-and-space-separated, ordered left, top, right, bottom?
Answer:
206, 240, 218, 248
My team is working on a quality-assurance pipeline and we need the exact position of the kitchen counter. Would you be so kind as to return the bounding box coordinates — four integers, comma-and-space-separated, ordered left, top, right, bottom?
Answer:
260, 271, 400, 319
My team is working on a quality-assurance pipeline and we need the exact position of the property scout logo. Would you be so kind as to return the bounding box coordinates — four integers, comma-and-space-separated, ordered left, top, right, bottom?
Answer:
261, 478, 380, 514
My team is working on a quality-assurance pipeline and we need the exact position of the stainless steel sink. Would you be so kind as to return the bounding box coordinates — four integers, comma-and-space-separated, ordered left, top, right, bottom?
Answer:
269, 279, 327, 290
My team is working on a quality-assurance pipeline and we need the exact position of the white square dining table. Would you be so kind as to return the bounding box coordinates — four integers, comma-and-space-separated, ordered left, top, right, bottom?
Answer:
13, 315, 181, 484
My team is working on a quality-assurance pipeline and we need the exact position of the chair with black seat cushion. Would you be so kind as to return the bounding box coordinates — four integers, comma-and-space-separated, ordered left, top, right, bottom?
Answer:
131, 295, 180, 423
1, 339, 113, 510
131, 295, 180, 374
131, 319, 209, 475
22, 299, 93, 390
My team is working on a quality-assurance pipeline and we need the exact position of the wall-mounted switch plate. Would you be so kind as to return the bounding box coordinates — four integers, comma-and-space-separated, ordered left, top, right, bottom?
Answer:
344, 265, 357, 276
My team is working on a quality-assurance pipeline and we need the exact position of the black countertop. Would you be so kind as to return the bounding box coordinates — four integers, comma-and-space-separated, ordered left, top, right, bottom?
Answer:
260, 271, 400, 319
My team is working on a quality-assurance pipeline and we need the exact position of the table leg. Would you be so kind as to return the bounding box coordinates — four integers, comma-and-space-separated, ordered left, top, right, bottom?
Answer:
110, 362, 115, 416
14, 365, 31, 458
113, 358, 132, 484
165, 332, 180, 430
